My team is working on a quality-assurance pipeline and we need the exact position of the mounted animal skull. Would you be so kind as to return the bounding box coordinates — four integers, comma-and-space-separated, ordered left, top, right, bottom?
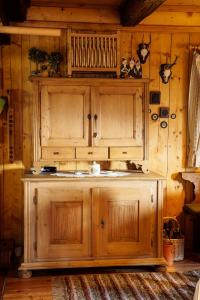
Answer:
159, 56, 178, 84
137, 42, 151, 64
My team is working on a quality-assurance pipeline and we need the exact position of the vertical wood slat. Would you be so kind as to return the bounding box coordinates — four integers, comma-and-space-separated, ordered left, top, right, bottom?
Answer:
66, 28, 71, 77
149, 33, 171, 179
21, 35, 32, 169
0, 47, 4, 239
166, 33, 189, 217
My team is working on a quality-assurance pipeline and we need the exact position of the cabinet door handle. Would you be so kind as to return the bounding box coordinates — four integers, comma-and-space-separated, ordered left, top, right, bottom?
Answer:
53, 152, 59, 155
122, 151, 127, 154
101, 219, 105, 228
88, 151, 93, 155
93, 115, 98, 138
87, 114, 91, 120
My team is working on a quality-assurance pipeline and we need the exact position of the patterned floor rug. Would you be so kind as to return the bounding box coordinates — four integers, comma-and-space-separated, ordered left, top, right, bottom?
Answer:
52, 270, 200, 300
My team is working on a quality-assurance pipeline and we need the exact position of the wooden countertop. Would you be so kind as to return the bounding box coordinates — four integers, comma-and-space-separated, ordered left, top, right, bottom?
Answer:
22, 171, 165, 182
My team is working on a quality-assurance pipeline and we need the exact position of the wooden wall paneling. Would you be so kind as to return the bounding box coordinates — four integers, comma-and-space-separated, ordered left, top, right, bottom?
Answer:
29, 35, 40, 75
149, 33, 171, 215
6, 35, 23, 244
13, 21, 200, 34
60, 29, 67, 77
1, 44, 11, 240
166, 33, 189, 217
0, 47, 3, 238
39, 35, 60, 56
21, 35, 33, 169
119, 31, 132, 62
10, 35, 23, 161
149, 33, 171, 177
141, 12, 200, 27
27, 6, 120, 24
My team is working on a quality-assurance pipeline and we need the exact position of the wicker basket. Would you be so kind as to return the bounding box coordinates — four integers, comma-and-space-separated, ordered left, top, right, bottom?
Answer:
163, 238, 184, 261
163, 217, 184, 261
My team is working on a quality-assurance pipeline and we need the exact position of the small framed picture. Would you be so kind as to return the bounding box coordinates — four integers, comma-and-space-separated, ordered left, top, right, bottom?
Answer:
150, 91, 161, 105
160, 107, 169, 118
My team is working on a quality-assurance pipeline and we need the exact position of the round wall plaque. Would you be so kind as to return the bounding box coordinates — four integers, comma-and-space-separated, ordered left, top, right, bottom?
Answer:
160, 121, 168, 128
151, 113, 159, 121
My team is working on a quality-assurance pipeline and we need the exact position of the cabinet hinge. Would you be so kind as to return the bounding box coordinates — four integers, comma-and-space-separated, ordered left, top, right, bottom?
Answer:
34, 241, 37, 251
151, 195, 154, 203
33, 189, 38, 205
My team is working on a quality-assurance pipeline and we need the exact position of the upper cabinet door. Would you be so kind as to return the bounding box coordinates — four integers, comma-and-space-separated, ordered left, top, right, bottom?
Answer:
91, 86, 144, 147
41, 85, 90, 147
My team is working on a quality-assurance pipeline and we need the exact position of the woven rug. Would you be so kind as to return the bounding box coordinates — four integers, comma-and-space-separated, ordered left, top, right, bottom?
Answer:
52, 270, 200, 300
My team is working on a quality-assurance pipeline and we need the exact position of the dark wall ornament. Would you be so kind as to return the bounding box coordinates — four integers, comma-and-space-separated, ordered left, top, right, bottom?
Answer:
137, 42, 151, 64
159, 56, 178, 84
120, 57, 130, 78
134, 60, 142, 79
120, 57, 142, 79
160, 121, 168, 128
151, 113, 159, 121
171, 113, 176, 119
159, 107, 169, 118
150, 91, 161, 104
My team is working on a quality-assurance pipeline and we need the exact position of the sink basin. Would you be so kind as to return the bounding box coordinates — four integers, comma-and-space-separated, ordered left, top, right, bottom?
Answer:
50, 171, 131, 177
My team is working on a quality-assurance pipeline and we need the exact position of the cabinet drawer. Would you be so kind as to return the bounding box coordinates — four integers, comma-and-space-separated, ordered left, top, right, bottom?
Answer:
76, 147, 108, 160
109, 147, 143, 160
41, 147, 75, 160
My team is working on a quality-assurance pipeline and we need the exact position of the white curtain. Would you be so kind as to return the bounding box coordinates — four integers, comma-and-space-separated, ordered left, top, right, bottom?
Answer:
188, 51, 200, 167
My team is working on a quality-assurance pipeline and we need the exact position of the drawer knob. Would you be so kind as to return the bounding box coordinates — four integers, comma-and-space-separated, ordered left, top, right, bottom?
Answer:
53, 152, 59, 155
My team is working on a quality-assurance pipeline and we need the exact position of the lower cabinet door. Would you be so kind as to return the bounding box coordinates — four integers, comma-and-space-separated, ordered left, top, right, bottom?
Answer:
36, 187, 91, 260
92, 185, 155, 258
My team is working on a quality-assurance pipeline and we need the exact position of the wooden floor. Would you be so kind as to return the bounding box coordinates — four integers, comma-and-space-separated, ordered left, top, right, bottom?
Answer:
2, 260, 200, 300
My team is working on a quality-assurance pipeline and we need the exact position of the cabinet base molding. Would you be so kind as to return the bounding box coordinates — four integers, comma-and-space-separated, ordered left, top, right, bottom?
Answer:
19, 258, 166, 271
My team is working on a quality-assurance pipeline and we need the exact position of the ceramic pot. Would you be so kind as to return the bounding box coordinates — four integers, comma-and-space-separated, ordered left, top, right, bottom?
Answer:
163, 241, 174, 266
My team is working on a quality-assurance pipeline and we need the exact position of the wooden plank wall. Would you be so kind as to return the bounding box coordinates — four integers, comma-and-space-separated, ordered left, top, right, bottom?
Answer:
0, 29, 199, 244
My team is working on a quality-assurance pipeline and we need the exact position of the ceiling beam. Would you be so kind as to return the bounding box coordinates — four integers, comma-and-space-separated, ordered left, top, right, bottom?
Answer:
0, 0, 31, 24
0, 26, 61, 36
0, 33, 10, 45
120, 0, 167, 26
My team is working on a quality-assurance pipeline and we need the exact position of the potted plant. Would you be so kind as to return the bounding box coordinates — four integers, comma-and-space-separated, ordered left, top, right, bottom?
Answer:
28, 47, 48, 75
163, 217, 184, 266
48, 51, 63, 76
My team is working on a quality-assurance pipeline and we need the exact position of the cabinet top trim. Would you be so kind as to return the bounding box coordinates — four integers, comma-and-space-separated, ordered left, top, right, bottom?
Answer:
22, 171, 165, 182
29, 76, 149, 86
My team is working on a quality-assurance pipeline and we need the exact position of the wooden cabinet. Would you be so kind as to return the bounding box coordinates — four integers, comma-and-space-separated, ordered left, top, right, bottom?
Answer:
92, 184, 155, 257
41, 85, 90, 148
19, 174, 165, 274
91, 86, 143, 147
32, 78, 148, 162
36, 187, 91, 259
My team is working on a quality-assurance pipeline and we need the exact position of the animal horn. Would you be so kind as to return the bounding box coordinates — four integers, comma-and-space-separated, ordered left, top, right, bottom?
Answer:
171, 56, 178, 67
